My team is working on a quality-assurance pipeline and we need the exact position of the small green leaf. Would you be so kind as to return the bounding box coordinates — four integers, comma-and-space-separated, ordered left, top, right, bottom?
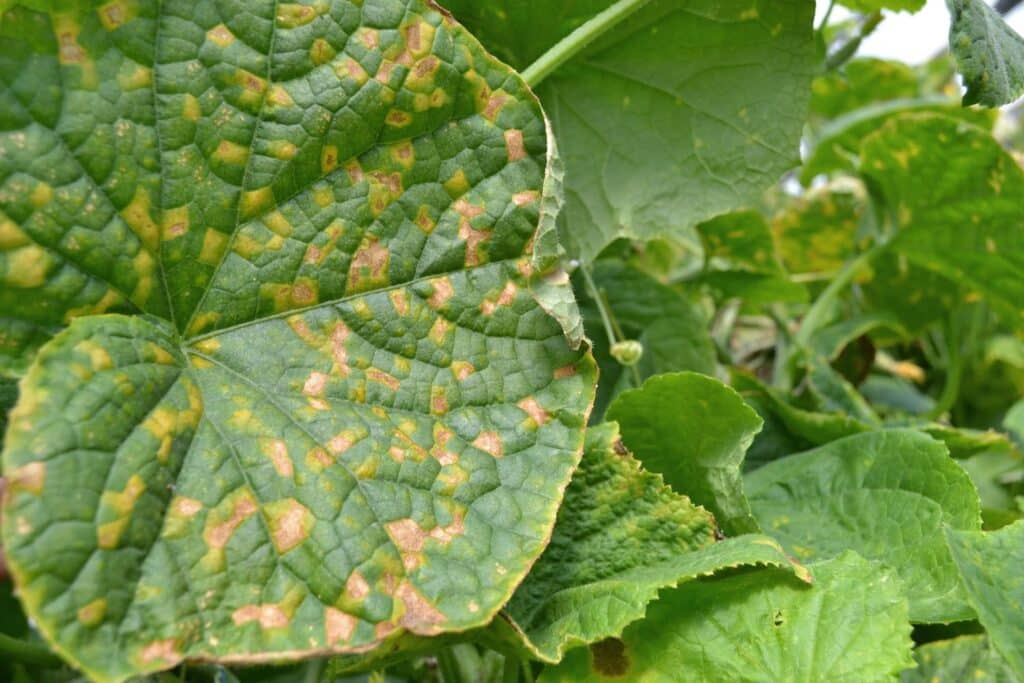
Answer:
771, 182, 867, 275
608, 372, 763, 536
839, 0, 925, 11
446, 0, 817, 261
747, 429, 982, 622
860, 113, 1024, 326
539, 553, 915, 682
903, 635, 1020, 683
491, 423, 807, 663
946, 0, 1024, 107
811, 58, 925, 122
945, 521, 1024, 678
0, 2, 597, 680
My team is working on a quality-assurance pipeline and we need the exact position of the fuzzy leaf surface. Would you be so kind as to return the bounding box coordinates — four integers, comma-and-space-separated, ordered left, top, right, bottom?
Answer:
0, 2, 596, 680
947, 0, 1024, 107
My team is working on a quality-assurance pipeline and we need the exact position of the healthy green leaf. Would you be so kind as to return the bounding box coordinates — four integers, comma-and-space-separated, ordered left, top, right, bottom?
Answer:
860, 113, 1024, 326
539, 552, 915, 682
607, 372, 762, 536
490, 423, 808, 663
747, 429, 982, 622
0, 2, 597, 680
945, 520, 1024, 678
903, 636, 1020, 683
445, 0, 817, 261
946, 0, 1024, 107
577, 261, 716, 420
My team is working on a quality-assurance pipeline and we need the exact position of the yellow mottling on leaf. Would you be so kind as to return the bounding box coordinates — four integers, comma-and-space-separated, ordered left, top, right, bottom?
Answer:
77, 598, 107, 626
328, 428, 364, 455
4, 245, 52, 289
266, 498, 314, 554
97, 0, 138, 30
207, 24, 235, 48
386, 110, 413, 127
182, 93, 201, 121
129, 250, 156, 304
321, 145, 339, 174
306, 447, 333, 472
367, 368, 400, 391
444, 169, 470, 198
473, 431, 503, 457
0, 218, 29, 249
277, 2, 327, 28
138, 639, 181, 666
347, 237, 391, 291
241, 188, 274, 220
395, 581, 446, 634
213, 139, 250, 166
29, 182, 53, 208
162, 206, 190, 240
390, 290, 410, 316
117, 64, 152, 90
313, 187, 334, 207
414, 206, 436, 233
8, 461, 45, 495
76, 339, 113, 371
428, 318, 449, 345
335, 58, 369, 85
233, 604, 288, 629
504, 129, 526, 162
262, 439, 294, 478
311, 38, 335, 66
267, 84, 293, 107
431, 387, 448, 416
198, 228, 229, 266
97, 474, 146, 549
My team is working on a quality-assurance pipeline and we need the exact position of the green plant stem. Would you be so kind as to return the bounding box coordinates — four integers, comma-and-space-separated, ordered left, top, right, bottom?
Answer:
825, 11, 883, 72
438, 648, 461, 683
502, 655, 520, 683
928, 318, 964, 420
303, 658, 326, 683
795, 249, 876, 348
521, 659, 536, 683
580, 264, 643, 386
0, 632, 65, 668
818, 0, 836, 31
521, 0, 650, 87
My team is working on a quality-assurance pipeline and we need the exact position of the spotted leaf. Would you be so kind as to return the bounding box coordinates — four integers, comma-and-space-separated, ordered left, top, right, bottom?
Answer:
0, 2, 596, 681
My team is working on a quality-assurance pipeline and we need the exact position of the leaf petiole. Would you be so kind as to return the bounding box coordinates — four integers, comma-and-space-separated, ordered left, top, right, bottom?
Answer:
521, 0, 651, 87
0, 632, 64, 668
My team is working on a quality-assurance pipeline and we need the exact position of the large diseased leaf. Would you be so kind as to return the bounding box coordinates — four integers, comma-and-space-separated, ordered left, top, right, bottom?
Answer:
0, 2, 597, 681
946, 0, 1024, 107
491, 423, 808, 663
860, 113, 1024, 325
445, 0, 817, 261
747, 429, 982, 623
945, 521, 1024, 678
607, 372, 762, 536
540, 553, 915, 682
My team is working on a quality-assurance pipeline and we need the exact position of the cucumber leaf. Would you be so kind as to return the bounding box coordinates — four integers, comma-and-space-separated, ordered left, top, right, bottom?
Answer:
539, 553, 915, 682
608, 372, 763, 536
444, 0, 817, 261
0, 2, 596, 680
747, 429, 982, 622
945, 521, 1024, 678
946, 0, 1024, 107
903, 636, 1019, 683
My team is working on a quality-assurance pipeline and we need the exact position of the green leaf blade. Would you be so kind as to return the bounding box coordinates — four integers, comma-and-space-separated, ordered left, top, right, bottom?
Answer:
947, 0, 1024, 107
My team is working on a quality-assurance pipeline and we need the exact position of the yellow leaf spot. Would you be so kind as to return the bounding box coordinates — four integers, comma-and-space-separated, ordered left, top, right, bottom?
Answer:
347, 237, 391, 291
213, 139, 250, 166
138, 639, 181, 666
117, 64, 152, 90
334, 58, 368, 85
328, 428, 363, 455
276, 1, 327, 28
8, 461, 45, 495
427, 277, 454, 309
504, 129, 526, 162
97, 0, 138, 30
320, 144, 339, 175
306, 447, 333, 471
182, 93, 201, 121
395, 581, 446, 634
310, 38, 334, 66
262, 439, 294, 478
30, 182, 53, 208
444, 169, 470, 198
97, 474, 147, 549
77, 598, 107, 626
198, 228, 229, 266
386, 110, 413, 127
325, 607, 357, 645
77, 339, 113, 371
5, 245, 52, 288
428, 318, 449, 345
206, 24, 235, 48
367, 368, 400, 391
473, 431, 503, 457
233, 604, 288, 629
240, 187, 273, 219
265, 498, 314, 554
0, 218, 29, 249
267, 84, 293, 107
517, 397, 549, 425
204, 489, 258, 549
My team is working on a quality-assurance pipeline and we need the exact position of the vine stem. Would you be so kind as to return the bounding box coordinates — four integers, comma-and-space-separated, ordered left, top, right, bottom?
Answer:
928, 316, 964, 420
580, 264, 642, 386
521, 0, 651, 87
0, 632, 65, 668
794, 249, 877, 348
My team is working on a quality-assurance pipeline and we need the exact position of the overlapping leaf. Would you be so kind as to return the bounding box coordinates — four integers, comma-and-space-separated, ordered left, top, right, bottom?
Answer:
904, 636, 1020, 683
946, 0, 1024, 107
747, 429, 982, 622
489, 423, 807, 663
444, 0, 817, 261
945, 521, 1024, 678
0, 2, 596, 680
540, 553, 915, 682
608, 372, 763, 536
